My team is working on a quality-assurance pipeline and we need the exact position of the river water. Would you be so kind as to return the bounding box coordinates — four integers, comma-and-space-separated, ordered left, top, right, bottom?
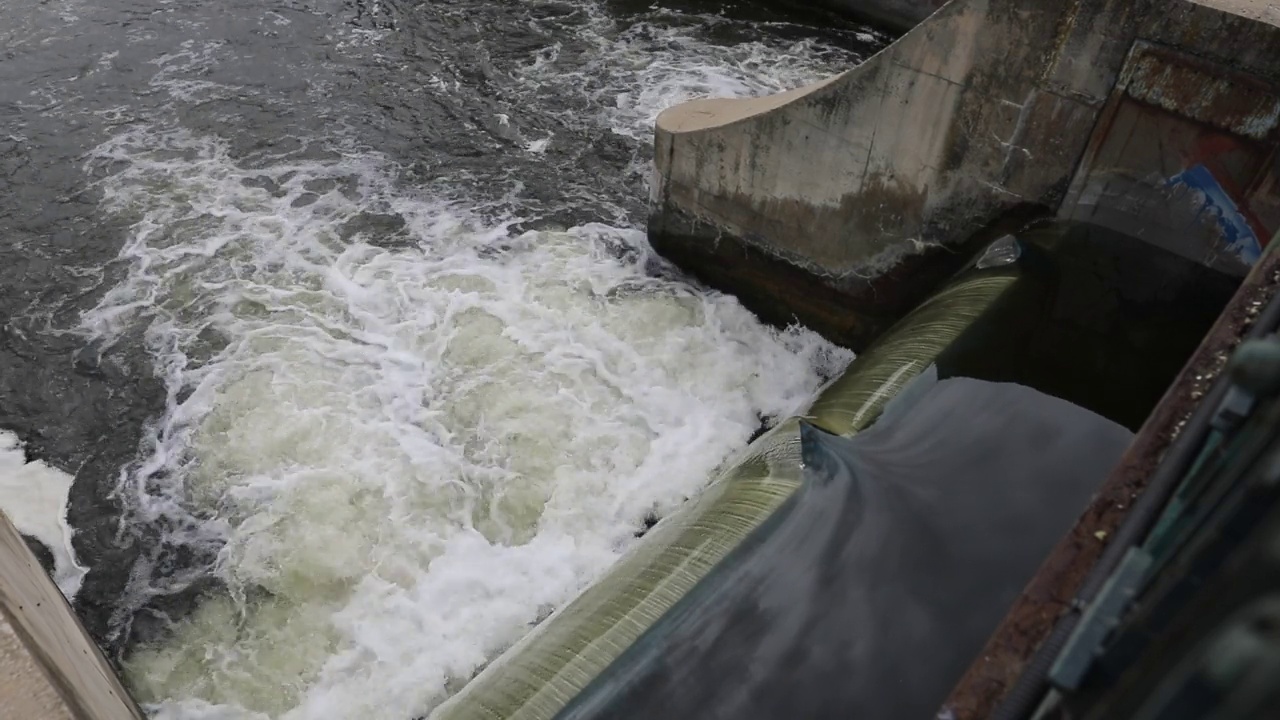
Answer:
0, 1, 883, 717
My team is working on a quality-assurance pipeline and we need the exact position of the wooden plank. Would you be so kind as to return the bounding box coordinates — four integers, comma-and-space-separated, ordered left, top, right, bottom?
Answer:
0, 511, 141, 720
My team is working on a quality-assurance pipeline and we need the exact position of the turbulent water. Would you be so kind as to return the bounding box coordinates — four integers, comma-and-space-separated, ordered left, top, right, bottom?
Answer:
0, 1, 884, 718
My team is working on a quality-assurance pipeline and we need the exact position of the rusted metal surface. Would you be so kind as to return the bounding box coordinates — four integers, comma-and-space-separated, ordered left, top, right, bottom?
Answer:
939, 246, 1280, 720
1123, 44, 1280, 140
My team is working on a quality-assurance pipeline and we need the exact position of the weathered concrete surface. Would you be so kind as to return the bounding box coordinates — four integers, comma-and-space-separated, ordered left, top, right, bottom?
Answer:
1, 614, 74, 720
650, 0, 1141, 349
650, 0, 1280, 348
0, 511, 141, 720
1060, 2, 1280, 275
1191, 0, 1280, 25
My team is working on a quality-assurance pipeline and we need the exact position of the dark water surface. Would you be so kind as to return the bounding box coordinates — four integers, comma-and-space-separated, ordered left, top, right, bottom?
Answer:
558, 371, 1134, 720
1, 0, 883, 717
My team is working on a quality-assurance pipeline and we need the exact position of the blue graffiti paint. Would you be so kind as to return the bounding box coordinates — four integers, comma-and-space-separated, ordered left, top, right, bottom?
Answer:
1165, 164, 1261, 265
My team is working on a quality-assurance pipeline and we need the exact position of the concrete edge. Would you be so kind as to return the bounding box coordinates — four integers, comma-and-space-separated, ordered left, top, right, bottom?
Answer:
654, 0, 963, 135
0, 511, 142, 720
938, 242, 1280, 719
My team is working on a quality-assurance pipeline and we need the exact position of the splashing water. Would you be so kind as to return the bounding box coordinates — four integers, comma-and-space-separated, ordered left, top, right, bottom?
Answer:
0, 0, 883, 717
515, 4, 883, 140
82, 126, 849, 719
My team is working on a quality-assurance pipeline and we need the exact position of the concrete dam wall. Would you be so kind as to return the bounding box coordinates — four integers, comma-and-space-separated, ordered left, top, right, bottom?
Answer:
651, 0, 1280, 348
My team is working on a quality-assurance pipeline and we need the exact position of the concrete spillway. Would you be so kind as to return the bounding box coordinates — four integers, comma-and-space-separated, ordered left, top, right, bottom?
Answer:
650, 0, 1280, 350
431, 239, 1022, 720
432, 220, 1238, 718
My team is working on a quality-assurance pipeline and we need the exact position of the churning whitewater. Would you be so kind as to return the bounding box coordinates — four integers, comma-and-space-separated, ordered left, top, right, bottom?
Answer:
84, 130, 848, 719
0, 1, 884, 718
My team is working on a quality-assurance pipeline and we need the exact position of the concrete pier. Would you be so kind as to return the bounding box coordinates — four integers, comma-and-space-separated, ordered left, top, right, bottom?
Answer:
0, 511, 141, 720
651, 0, 1280, 348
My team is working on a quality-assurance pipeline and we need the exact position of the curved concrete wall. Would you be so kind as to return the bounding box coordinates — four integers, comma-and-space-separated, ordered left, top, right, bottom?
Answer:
650, 0, 1141, 348
0, 511, 141, 720
651, 0, 1280, 349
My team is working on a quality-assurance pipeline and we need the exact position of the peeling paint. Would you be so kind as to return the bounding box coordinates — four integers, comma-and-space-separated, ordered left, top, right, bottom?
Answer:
1165, 164, 1264, 264
1062, 41, 1280, 276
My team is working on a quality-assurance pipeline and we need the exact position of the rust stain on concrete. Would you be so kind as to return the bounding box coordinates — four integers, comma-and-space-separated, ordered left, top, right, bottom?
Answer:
1125, 45, 1280, 139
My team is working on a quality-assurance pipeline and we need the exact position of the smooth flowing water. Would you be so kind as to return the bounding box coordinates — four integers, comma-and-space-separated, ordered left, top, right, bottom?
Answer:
0, 1, 884, 718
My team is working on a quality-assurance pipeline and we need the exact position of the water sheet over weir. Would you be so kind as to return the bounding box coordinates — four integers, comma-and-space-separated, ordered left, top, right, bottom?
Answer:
434, 221, 1241, 720
556, 376, 1133, 720
432, 243, 1024, 719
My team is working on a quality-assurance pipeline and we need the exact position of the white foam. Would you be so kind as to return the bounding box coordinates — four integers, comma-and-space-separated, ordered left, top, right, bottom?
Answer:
82, 126, 850, 719
515, 4, 872, 141
68, 3, 870, 717
0, 431, 88, 599
524, 136, 552, 154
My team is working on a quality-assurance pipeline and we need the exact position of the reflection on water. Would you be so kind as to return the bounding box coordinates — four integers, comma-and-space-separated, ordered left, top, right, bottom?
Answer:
560, 369, 1134, 720
0, 2, 884, 719
555, 221, 1242, 720
937, 221, 1239, 430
